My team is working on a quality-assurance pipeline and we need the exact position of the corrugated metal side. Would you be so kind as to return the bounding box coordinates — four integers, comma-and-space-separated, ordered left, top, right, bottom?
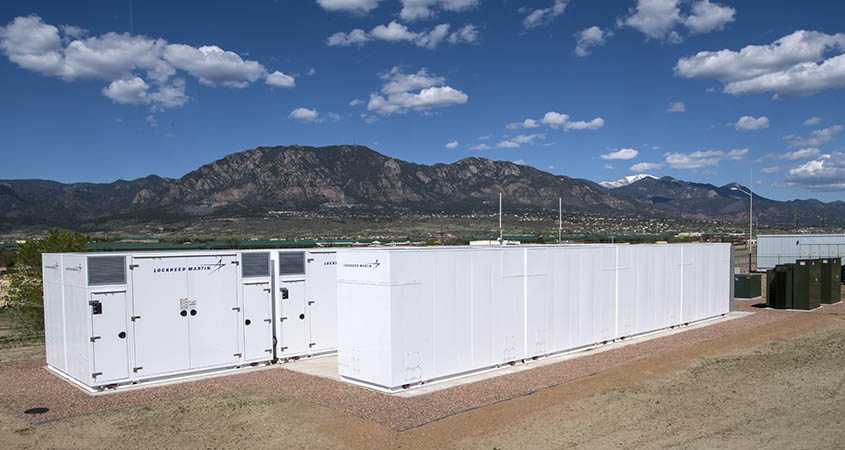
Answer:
758, 235, 845, 270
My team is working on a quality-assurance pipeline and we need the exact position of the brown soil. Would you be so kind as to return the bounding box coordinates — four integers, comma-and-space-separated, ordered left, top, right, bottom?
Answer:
1, 305, 843, 449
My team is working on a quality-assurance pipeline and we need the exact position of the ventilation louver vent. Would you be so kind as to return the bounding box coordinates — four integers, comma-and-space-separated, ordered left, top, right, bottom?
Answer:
279, 252, 305, 275
87, 256, 126, 286
242, 252, 270, 278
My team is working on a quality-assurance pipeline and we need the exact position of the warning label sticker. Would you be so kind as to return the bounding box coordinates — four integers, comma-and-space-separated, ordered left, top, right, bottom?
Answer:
179, 298, 197, 310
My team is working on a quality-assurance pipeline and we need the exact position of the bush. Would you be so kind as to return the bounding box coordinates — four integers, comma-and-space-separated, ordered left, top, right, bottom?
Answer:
6, 229, 89, 335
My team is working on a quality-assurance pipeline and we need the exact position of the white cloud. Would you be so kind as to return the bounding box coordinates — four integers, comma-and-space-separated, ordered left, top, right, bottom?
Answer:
574, 26, 613, 57
329, 21, 478, 50
620, 0, 734, 43
316, 0, 382, 14
734, 115, 769, 131
102, 77, 149, 105
349, 98, 363, 106
471, 143, 490, 150
620, 0, 683, 42
538, 111, 604, 131
760, 166, 780, 174
547, 165, 556, 170
666, 101, 685, 113
785, 153, 845, 191
513, 159, 527, 165
523, 0, 569, 29
601, 148, 639, 160
564, 117, 604, 131
496, 140, 520, 148
511, 134, 545, 144
684, 0, 735, 34
445, 140, 458, 149
0, 15, 294, 110
506, 118, 540, 129
306, 67, 317, 76
477, 135, 490, 140
604, 163, 615, 170
326, 29, 371, 47
399, 0, 480, 21
781, 148, 821, 160
289, 107, 320, 123
674, 30, 845, 98
367, 66, 467, 115
265, 70, 295, 88
448, 24, 479, 44
630, 162, 663, 171
664, 148, 748, 169
145, 114, 158, 127
803, 116, 821, 126
783, 125, 842, 148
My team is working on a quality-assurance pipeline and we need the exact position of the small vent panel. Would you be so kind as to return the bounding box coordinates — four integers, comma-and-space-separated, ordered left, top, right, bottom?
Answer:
87, 256, 126, 285
242, 252, 271, 278
279, 252, 305, 275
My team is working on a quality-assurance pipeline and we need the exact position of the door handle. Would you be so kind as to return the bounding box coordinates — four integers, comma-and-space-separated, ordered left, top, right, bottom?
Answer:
308, 300, 315, 305
131, 315, 141, 321
264, 318, 272, 323
232, 307, 241, 312
263, 288, 271, 293
90, 336, 101, 342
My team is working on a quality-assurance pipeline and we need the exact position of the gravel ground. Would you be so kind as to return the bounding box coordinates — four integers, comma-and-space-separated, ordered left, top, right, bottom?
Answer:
3, 300, 840, 431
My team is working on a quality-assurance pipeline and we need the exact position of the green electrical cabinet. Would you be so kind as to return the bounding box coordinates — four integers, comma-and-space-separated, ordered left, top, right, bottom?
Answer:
768, 264, 794, 309
820, 257, 841, 304
735, 273, 761, 298
792, 259, 821, 310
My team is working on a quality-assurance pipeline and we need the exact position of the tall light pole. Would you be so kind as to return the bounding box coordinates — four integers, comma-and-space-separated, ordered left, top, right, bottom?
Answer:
558, 197, 562, 244
731, 169, 753, 271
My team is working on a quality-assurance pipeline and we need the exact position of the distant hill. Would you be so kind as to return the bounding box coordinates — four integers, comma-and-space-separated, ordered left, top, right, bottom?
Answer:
1, 145, 843, 230
599, 174, 657, 189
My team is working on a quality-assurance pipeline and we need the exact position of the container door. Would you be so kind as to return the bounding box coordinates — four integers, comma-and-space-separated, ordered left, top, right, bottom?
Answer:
306, 252, 338, 352
90, 291, 129, 383
279, 280, 308, 356
242, 282, 273, 361
131, 257, 190, 377
186, 255, 240, 369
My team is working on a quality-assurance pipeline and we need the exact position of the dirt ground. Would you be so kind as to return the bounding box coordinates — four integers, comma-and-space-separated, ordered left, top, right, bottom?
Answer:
0, 308, 842, 449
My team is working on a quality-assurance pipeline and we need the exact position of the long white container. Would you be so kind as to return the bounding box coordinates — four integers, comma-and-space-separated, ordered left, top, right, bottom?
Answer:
43, 248, 338, 391
757, 234, 845, 270
336, 243, 733, 391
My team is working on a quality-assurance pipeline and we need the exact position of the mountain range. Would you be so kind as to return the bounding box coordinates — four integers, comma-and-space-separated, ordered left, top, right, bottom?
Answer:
1, 145, 843, 231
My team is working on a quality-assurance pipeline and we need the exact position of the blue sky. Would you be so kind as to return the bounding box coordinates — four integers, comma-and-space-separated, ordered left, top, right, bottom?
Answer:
1, 0, 844, 201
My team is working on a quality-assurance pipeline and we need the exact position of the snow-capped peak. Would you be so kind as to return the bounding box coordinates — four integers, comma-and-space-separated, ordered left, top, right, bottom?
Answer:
599, 174, 657, 189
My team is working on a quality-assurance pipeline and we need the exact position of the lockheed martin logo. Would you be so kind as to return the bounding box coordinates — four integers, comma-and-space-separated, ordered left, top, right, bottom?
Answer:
153, 258, 227, 274
342, 259, 381, 271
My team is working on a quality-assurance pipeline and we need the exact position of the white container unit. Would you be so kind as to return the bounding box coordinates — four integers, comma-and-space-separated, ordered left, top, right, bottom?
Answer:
336, 243, 733, 391
43, 249, 338, 391
757, 234, 845, 270
274, 249, 338, 359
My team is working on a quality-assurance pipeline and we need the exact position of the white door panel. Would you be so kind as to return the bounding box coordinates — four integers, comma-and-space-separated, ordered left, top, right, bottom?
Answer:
186, 255, 240, 369
243, 282, 273, 361
306, 253, 337, 352
131, 257, 190, 377
90, 291, 129, 383
279, 280, 308, 356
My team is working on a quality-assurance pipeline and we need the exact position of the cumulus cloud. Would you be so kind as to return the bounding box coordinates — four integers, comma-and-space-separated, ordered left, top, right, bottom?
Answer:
785, 153, 845, 191
496, 140, 520, 148
760, 166, 780, 174
471, 143, 490, 150
0, 15, 294, 110
666, 101, 685, 113
783, 125, 842, 148
630, 162, 664, 171
506, 118, 540, 129
523, 0, 569, 29
445, 140, 458, 149
620, 0, 734, 43
349, 98, 363, 106
803, 117, 821, 126
145, 114, 158, 127
601, 148, 639, 160
266, 70, 295, 87
367, 66, 468, 116
674, 30, 845, 98
316, 0, 382, 14
574, 26, 613, 57
664, 148, 748, 169
734, 115, 769, 131
399, 0, 480, 21
328, 21, 478, 49
539, 111, 605, 131
758, 148, 821, 162
289, 107, 320, 123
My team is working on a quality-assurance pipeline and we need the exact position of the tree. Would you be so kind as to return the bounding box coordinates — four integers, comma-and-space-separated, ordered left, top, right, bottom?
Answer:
6, 229, 89, 335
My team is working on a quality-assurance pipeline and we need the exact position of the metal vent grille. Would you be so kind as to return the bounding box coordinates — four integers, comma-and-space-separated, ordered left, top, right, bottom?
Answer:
242, 252, 270, 278
87, 256, 126, 286
279, 252, 305, 275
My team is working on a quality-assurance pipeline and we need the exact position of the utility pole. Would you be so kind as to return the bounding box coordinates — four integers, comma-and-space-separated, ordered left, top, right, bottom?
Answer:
498, 192, 503, 245
558, 197, 562, 244
750, 169, 753, 271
